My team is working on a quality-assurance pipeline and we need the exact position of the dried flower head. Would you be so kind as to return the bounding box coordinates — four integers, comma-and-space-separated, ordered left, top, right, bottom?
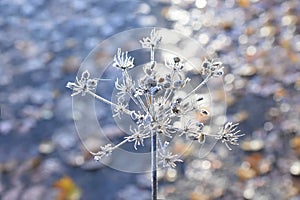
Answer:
125, 126, 150, 150
201, 58, 224, 77
113, 48, 135, 70
216, 122, 245, 150
66, 70, 98, 96
178, 120, 206, 143
140, 29, 162, 49
66, 29, 244, 171
159, 150, 183, 168
165, 57, 185, 71
112, 102, 130, 119
115, 75, 135, 103
92, 144, 113, 161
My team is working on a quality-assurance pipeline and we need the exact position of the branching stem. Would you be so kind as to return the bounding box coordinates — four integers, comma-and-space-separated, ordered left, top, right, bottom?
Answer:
182, 74, 212, 101
87, 90, 133, 116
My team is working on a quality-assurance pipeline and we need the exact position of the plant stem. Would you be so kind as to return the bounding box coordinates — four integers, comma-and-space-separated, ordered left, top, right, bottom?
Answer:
151, 128, 157, 200
150, 45, 157, 200
151, 46, 155, 62
87, 90, 118, 106
86, 90, 133, 116
182, 74, 212, 101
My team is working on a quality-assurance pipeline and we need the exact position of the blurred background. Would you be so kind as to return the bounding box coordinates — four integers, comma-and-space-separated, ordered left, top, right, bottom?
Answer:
0, 0, 300, 199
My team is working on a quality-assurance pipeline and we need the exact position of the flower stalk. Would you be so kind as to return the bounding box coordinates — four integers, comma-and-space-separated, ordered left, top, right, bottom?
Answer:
151, 128, 157, 199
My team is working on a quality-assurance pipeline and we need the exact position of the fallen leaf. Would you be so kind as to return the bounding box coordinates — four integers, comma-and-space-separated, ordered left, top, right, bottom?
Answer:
190, 192, 209, 200
53, 176, 81, 200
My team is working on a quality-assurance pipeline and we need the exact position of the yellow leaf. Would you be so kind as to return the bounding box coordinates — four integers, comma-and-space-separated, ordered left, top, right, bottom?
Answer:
53, 176, 82, 200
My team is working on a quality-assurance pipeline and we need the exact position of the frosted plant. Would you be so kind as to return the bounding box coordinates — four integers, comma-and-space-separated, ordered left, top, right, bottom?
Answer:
66, 29, 244, 199
66, 70, 98, 96
113, 48, 135, 70
216, 122, 244, 150
159, 150, 183, 168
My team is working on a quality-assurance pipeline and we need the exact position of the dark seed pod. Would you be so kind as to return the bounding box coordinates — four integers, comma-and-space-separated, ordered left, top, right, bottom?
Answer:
171, 104, 178, 113
171, 106, 180, 114
131, 112, 138, 120
196, 122, 204, 132
188, 132, 205, 144
175, 98, 182, 104
158, 77, 165, 83
178, 63, 184, 70
212, 62, 222, 67
202, 61, 209, 69
196, 96, 204, 101
174, 57, 181, 63
198, 134, 205, 144
87, 79, 98, 87
214, 69, 224, 76
145, 77, 157, 88
150, 61, 156, 69
151, 86, 161, 95
200, 109, 209, 116
173, 80, 183, 88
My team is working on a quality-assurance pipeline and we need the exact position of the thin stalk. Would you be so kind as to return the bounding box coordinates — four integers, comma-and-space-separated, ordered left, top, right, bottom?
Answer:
145, 93, 151, 108
123, 70, 143, 108
87, 90, 118, 107
151, 128, 157, 200
163, 88, 174, 105
87, 90, 133, 116
113, 137, 132, 149
182, 74, 212, 101
150, 92, 157, 200
151, 46, 155, 62
89, 136, 131, 156
128, 92, 146, 111
163, 70, 175, 105
123, 70, 148, 113
150, 45, 157, 200
136, 95, 149, 113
